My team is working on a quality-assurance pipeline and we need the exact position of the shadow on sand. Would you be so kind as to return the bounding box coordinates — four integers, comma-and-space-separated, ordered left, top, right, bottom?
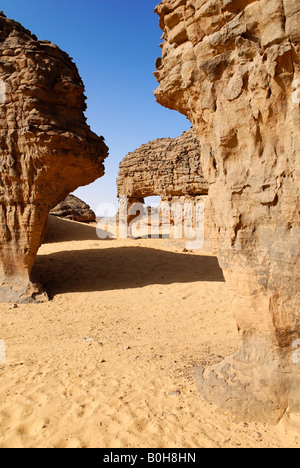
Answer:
44, 215, 113, 243
33, 246, 225, 298
36, 216, 225, 298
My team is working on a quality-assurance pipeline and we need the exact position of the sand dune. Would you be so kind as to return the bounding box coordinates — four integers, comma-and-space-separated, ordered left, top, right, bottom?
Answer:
0, 218, 298, 448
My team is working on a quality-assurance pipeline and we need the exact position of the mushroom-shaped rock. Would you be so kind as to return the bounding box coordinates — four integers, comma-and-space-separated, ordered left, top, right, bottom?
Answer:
117, 128, 208, 200
0, 14, 108, 303
154, 0, 300, 425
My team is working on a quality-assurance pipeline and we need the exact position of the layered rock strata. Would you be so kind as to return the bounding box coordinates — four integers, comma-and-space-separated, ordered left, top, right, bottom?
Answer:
51, 195, 96, 223
117, 128, 208, 233
154, 0, 300, 425
0, 13, 108, 302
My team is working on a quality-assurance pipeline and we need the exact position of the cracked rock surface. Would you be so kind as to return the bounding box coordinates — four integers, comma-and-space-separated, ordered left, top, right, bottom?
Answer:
117, 128, 208, 200
0, 13, 108, 303
154, 0, 300, 425
117, 128, 208, 231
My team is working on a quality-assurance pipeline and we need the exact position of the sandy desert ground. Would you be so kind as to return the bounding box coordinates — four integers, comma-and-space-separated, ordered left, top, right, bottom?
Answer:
0, 216, 298, 448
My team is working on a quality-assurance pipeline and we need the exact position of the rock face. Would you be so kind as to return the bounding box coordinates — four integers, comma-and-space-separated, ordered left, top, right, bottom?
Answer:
0, 13, 108, 303
154, 0, 300, 425
51, 195, 96, 223
117, 128, 208, 199
117, 128, 208, 229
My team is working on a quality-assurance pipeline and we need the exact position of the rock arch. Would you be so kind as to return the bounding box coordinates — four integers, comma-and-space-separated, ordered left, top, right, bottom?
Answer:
117, 128, 209, 235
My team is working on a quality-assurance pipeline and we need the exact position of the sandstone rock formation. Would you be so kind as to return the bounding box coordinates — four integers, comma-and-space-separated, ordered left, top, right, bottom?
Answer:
117, 128, 208, 232
154, 0, 300, 425
0, 13, 108, 303
118, 128, 208, 199
51, 194, 96, 223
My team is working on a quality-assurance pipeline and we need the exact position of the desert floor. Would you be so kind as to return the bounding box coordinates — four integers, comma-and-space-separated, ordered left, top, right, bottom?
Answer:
0, 217, 298, 448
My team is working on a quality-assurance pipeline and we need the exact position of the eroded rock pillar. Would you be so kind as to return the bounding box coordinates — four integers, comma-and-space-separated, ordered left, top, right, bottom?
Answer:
0, 204, 49, 302
154, 0, 300, 424
0, 14, 108, 302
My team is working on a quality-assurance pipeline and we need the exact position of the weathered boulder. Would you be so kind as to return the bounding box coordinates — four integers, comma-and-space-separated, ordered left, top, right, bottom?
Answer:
154, 0, 300, 425
0, 13, 108, 303
117, 128, 208, 231
51, 194, 96, 223
117, 128, 208, 199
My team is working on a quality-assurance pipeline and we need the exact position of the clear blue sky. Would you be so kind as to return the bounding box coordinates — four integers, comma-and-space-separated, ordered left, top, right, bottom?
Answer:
1, 0, 191, 212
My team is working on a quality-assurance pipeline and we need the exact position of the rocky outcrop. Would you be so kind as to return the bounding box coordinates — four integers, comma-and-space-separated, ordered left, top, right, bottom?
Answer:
154, 0, 300, 425
117, 128, 208, 231
0, 13, 108, 303
117, 128, 208, 199
51, 195, 96, 223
